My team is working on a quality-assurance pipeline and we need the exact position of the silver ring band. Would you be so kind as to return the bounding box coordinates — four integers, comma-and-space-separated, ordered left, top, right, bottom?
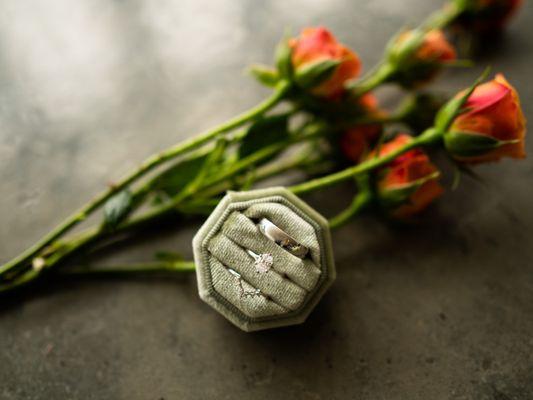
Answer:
257, 218, 309, 258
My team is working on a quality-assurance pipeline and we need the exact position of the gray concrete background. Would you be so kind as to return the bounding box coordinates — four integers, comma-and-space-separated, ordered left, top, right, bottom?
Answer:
0, 0, 532, 399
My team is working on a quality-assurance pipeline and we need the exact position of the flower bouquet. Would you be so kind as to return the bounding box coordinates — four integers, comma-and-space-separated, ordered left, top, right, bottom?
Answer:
0, 0, 526, 330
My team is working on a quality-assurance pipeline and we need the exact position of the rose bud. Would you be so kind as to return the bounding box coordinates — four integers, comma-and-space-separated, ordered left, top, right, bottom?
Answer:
390, 29, 457, 88
289, 27, 361, 99
369, 134, 444, 218
444, 74, 526, 163
340, 94, 385, 162
454, 0, 522, 34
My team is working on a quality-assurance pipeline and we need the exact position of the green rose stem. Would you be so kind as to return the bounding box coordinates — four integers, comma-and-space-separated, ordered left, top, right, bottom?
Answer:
290, 127, 442, 195
0, 80, 291, 277
328, 191, 372, 229
2, 259, 196, 289
424, 2, 465, 30
347, 62, 396, 98
328, 175, 373, 229
198, 150, 325, 199
59, 261, 196, 277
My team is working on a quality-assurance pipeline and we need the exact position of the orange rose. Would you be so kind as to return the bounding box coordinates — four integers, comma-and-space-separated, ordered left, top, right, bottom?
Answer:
370, 134, 444, 218
414, 30, 456, 64
444, 74, 526, 163
392, 29, 456, 87
290, 27, 361, 98
455, 0, 522, 33
340, 94, 384, 162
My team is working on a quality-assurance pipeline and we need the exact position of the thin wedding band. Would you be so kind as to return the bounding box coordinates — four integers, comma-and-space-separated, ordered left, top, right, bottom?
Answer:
257, 218, 309, 258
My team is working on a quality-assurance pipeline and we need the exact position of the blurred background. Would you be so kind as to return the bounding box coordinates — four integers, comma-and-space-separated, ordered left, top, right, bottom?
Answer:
0, 0, 532, 399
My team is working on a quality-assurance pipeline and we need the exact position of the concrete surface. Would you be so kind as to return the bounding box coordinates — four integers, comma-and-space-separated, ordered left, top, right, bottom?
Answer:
1, 0, 532, 399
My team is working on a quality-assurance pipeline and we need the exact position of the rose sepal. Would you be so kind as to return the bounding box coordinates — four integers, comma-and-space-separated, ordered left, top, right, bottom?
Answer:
294, 59, 342, 89
444, 130, 520, 158
434, 67, 490, 133
249, 64, 280, 87
385, 28, 427, 66
377, 171, 440, 209
275, 36, 293, 79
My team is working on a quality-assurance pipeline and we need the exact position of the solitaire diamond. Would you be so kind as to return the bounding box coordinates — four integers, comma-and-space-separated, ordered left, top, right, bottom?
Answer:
254, 253, 273, 274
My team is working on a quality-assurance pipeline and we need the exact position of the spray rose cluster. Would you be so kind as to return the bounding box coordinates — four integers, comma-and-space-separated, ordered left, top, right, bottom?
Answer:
251, 0, 525, 219
0, 0, 526, 293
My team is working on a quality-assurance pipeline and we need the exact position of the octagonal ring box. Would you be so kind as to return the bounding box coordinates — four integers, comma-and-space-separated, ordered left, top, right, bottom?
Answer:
192, 187, 336, 332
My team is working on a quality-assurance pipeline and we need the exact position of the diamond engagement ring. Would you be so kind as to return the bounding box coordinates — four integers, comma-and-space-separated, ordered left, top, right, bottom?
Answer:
227, 268, 262, 298
246, 249, 274, 274
257, 218, 309, 258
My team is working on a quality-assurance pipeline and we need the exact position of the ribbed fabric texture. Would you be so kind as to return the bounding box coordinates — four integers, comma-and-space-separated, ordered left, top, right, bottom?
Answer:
208, 203, 322, 318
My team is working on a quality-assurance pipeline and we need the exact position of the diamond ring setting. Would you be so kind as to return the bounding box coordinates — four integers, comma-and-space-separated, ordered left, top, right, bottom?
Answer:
246, 249, 274, 274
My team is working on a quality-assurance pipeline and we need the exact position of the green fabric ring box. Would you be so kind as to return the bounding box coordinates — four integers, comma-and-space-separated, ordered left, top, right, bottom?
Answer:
192, 187, 336, 332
